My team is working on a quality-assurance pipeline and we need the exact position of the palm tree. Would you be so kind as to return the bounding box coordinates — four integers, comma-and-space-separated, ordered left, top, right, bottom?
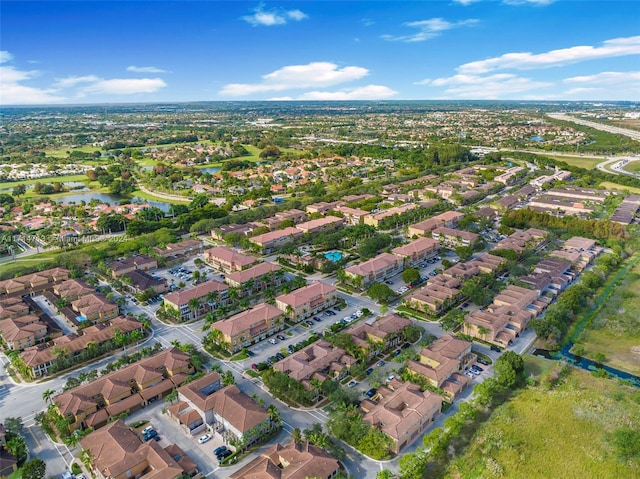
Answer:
188, 297, 201, 319
267, 405, 282, 429
42, 389, 55, 404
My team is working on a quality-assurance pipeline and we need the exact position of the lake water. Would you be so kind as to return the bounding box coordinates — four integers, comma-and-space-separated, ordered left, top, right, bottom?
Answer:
199, 167, 221, 174
55, 191, 172, 212
530, 135, 543, 142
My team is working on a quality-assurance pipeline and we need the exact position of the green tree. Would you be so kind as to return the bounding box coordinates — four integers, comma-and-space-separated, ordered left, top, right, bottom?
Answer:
12, 184, 26, 197
377, 470, 394, 479
402, 268, 420, 285
494, 351, 524, 388
367, 282, 394, 303
21, 458, 46, 479
611, 428, 640, 462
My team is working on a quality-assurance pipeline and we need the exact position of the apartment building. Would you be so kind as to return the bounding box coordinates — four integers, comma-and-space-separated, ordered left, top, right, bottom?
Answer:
54, 346, 192, 430
203, 246, 259, 273
305, 201, 345, 215
275, 281, 337, 321
496, 228, 548, 253
391, 237, 439, 268
152, 239, 204, 259
20, 316, 143, 378
273, 340, 356, 389
80, 419, 198, 479
344, 253, 404, 289
162, 280, 229, 321
171, 372, 271, 446
295, 215, 344, 235
347, 313, 413, 359
224, 262, 282, 296
407, 211, 464, 238
363, 204, 418, 228
0, 314, 47, 350
0, 297, 30, 319
404, 275, 462, 314
0, 267, 70, 298
248, 227, 304, 254
52, 279, 94, 301
213, 303, 285, 353
431, 227, 479, 248
230, 440, 340, 479
334, 205, 368, 225
361, 379, 442, 453
406, 333, 473, 393
71, 293, 119, 324
108, 254, 157, 279
124, 270, 169, 295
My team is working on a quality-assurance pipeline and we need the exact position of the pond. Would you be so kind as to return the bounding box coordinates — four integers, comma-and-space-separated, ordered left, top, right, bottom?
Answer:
55, 191, 172, 212
198, 166, 221, 174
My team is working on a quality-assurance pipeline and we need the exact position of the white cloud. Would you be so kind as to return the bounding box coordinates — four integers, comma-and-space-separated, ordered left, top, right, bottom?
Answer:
417, 73, 553, 99
0, 51, 13, 64
453, 0, 482, 5
502, 0, 555, 5
297, 85, 397, 100
54, 75, 100, 88
242, 4, 308, 26
80, 78, 167, 95
563, 70, 640, 85
127, 65, 166, 73
220, 62, 369, 96
459, 35, 640, 74
562, 71, 640, 99
0, 66, 66, 104
382, 18, 478, 42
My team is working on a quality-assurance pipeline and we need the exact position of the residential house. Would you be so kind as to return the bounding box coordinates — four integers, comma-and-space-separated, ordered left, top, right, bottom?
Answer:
229, 440, 340, 479
276, 281, 337, 321
305, 201, 345, 215
496, 228, 548, 253
54, 347, 192, 430
152, 239, 203, 259
162, 280, 229, 321
124, 270, 169, 295
361, 379, 442, 453
363, 204, 418, 228
391, 237, 439, 268
0, 314, 47, 351
53, 279, 94, 302
334, 205, 368, 225
404, 275, 462, 314
203, 246, 259, 273
80, 419, 197, 479
0, 267, 69, 298
344, 253, 404, 290
213, 303, 285, 353
0, 297, 30, 319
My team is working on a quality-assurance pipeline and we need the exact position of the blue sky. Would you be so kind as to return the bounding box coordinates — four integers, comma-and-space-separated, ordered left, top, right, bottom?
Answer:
1, 1, 639, 104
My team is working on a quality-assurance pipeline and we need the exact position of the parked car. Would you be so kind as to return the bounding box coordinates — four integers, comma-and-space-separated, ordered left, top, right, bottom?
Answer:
268, 338, 278, 345
366, 367, 374, 376
277, 334, 286, 340
386, 374, 395, 383
143, 430, 158, 441
198, 434, 212, 444
141, 426, 154, 435
393, 349, 401, 356
214, 445, 228, 456
477, 358, 490, 366
347, 380, 358, 387
306, 320, 315, 326
364, 388, 377, 398
217, 449, 233, 461
313, 316, 322, 322
471, 365, 484, 372
464, 371, 475, 379
377, 360, 386, 367
490, 345, 502, 353
275, 352, 285, 361
251, 363, 258, 370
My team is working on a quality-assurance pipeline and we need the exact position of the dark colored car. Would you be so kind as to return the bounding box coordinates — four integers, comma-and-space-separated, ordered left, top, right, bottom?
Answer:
365, 367, 374, 376
275, 352, 285, 361
217, 449, 233, 461
477, 358, 490, 366
364, 388, 377, 398
471, 365, 484, 372
214, 445, 228, 456
313, 316, 322, 322
143, 430, 158, 441
277, 334, 286, 340
490, 345, 502, 353
251, 363, 258, 370
393, 349, 401, 356
246, 350, 255, 357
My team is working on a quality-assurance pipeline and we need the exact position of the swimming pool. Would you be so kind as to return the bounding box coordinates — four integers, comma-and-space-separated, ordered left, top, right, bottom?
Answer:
324, 251, 343, 262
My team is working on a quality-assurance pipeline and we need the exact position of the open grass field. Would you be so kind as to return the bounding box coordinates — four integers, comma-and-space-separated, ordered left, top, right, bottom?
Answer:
575, 262, 640, 375
132, 189, 191, 205
443, 364, 640, 479
623, 160, 640, 174
600, 181, 640, 195
546, 154, 603, 170
0, 174, 90, 190
44, 145, 101, 158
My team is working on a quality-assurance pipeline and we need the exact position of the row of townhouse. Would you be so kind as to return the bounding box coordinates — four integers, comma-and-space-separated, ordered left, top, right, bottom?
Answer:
0, 295, 63, 351
495, 228, 548, 253
343, 237, 441, 289
54, 347, 193, 431
611, 195, 640, 224
431, 226, 480, 248
168, 371, 272, 447
347, 313, 413, 360
21, 316, 143, 378
0, 267, 70, 297
107, 254, 157, 278
203, 246, 260, 273
152, 239, 204, 259
162, 279, 229, 321
407, 211, 464, 237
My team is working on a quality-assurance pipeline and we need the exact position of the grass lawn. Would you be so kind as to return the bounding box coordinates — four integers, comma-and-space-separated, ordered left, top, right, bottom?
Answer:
575, 262, 640, 375
0, 174, 90, 190
600, 181, 640, 195
444, 366, 640, 479
131, 189, 191, 205
546, 154, 603, 169
623, 160, 640, 174
45, 145, 102, 158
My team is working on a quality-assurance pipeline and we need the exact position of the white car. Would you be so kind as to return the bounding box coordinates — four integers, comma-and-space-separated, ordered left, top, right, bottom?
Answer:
198, 434, 212, 444
355, 310, 363, 317
268, 338, 278, 344
464, 371, 475, 379
142, 425, 154, 435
